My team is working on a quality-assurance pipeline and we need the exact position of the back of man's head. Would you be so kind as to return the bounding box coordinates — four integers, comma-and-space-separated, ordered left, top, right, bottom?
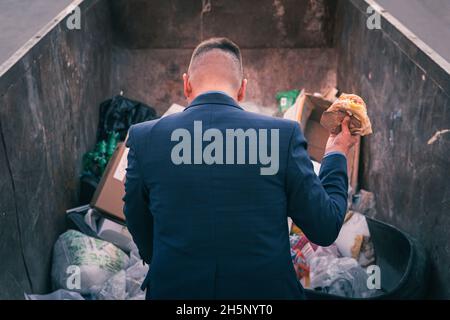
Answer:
186, 38, 244, 95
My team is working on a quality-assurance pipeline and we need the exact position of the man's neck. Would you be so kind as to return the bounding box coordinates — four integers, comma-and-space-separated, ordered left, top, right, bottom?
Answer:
200, 90, 232, 97
189, 87, 237, 104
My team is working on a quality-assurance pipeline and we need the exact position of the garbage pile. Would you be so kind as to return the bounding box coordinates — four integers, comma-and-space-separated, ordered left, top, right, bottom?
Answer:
26, 95, 157, 300
26, 92, 383, 300
289, 189, 382, 298
26, 207, 149, 300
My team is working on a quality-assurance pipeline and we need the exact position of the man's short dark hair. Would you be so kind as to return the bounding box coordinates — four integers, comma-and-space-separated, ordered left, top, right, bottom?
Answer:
188, 37, 243, 78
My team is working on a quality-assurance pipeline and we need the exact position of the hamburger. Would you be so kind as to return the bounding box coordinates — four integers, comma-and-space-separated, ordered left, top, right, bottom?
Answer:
320, 94, 372, 136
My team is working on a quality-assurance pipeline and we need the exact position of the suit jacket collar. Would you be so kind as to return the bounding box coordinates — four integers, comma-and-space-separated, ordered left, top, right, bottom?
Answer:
185, 92, 244, 111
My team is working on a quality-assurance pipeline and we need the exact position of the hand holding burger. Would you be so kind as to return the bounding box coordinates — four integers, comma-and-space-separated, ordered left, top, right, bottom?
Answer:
322, 93, 372, 158
321, 94, 372, 136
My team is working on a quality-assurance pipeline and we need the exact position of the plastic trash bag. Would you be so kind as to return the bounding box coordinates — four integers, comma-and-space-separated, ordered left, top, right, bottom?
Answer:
92, 244, 148, 300
335, 211, 376, 267
66, 205, 99, 238
97, 95, 158, 142
95, 271, 127, 300
335, 212, 370, 258
327, 265, 372, 298
276, 89, 300, 113
51, 230, 129, 295
124, 244, 148, 300
313, 244, 340, 259
309, 256, 377, 298
25, 289, 85, 300
84, 209, 134, 253
82, 131, 120, 181
125, 261, 147, 300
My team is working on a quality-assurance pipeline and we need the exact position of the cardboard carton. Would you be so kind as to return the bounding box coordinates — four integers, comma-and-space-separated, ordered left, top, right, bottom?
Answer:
90, 142, 128, 221
284, 91, 360, 191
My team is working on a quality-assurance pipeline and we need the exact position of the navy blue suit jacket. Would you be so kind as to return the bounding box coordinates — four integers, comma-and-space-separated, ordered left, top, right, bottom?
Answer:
123, 92, 348, 299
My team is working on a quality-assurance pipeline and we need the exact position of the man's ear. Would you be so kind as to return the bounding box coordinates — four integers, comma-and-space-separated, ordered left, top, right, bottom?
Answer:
237, 78, 247, 102
183, 73, 192, 99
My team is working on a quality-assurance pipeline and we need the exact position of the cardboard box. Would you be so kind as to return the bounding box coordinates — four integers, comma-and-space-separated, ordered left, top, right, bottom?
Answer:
91, 104, 186, 222
90, 142, 128, 221
284, 91, 360, 191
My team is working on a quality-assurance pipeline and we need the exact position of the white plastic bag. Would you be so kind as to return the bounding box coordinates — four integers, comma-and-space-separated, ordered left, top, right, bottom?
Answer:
93, 244, 148, 300
51, 230, 129, 295
335, 212, 370, 258
313, 243, 340, 259
84, 209, 134, 253
95, 271, 127, 300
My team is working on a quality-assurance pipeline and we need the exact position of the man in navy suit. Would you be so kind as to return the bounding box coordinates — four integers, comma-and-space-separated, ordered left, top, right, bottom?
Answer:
123, 38, 357, 299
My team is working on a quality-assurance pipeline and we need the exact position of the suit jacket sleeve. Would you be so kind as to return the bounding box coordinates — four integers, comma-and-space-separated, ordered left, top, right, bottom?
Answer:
286, 123, 348, 246
123, 126, 153, 264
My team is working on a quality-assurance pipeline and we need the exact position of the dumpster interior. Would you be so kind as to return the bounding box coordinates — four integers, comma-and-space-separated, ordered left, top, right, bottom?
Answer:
0, 0, 449, 299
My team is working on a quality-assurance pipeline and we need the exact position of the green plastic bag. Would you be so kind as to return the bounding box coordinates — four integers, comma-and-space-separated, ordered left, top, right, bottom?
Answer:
276, 89, 300, 113
82, 131, 119, 180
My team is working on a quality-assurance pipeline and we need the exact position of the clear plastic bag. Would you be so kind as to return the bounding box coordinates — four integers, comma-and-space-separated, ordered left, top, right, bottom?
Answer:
95, 271, 127, 300
310, 255, 377, 298
92, 245, 148, 300
313, 243, 340, 259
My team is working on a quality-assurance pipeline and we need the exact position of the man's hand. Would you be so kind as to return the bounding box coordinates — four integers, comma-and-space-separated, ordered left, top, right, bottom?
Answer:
324, 116, 358, 157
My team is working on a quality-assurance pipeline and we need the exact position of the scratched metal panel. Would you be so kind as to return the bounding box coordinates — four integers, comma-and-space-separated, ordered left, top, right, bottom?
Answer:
0, 0, 112, 297
109, 0, 336, 49
0, 124, 32, 299
336, 0, 450, 299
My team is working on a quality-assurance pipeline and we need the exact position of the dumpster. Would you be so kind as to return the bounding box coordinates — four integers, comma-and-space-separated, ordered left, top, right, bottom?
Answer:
0, 0, 449, 299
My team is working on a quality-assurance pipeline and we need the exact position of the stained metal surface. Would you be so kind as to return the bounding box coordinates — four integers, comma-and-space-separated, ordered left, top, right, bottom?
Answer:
0, 0, 112, 298
109, 0, 337, 49
110, 48, 337, 113
336, 0, 450, 299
